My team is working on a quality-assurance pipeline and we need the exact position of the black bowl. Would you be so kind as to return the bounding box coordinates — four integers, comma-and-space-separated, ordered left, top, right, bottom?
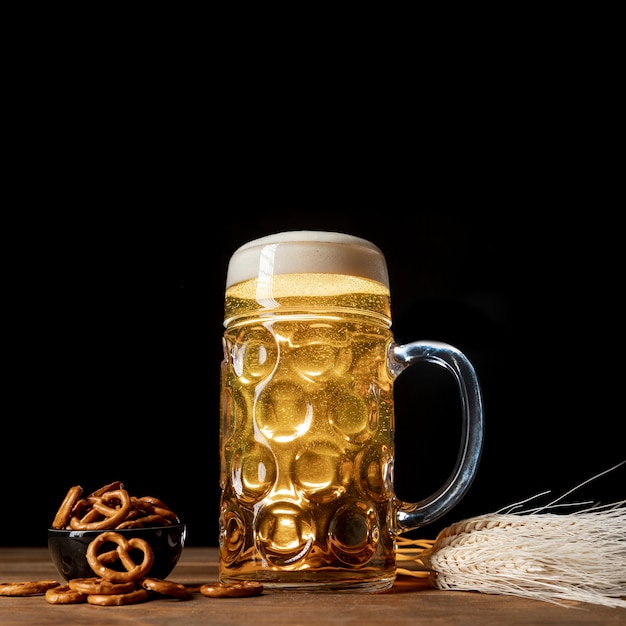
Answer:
48, 523, 186, 582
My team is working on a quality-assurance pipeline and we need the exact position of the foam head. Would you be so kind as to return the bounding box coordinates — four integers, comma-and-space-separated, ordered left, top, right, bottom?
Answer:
226, 230, 389, 289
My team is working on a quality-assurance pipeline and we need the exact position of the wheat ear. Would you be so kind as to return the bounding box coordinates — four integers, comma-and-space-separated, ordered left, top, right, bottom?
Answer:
396, 462, 626, 608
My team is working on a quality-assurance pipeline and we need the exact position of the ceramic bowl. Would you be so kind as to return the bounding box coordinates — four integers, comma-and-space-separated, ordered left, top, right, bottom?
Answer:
47, 523, 186, 582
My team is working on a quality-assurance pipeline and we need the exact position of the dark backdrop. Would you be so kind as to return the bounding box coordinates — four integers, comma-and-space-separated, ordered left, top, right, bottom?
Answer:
3, 206, 624, 547
2, 26, 623, 545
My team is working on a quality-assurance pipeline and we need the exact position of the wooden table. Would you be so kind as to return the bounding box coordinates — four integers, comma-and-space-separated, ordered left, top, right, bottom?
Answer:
1, 547, 625, 625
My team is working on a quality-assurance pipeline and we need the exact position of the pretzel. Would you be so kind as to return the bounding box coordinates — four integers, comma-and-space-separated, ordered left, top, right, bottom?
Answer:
136, 495, 174, 511
69, 489, 132, 530
140, 577, 190, 599
45, 584, 87, 604
117, 514, 171, 529
122, 496, 180, 525
87, 588, 149, 606
68, 577, 136, 595
51, 482, 181, 531
88, 480, 124, 498
52, 485, 83, 529
199, 581, 264, 598
0, 580, 61, 596
86, 531, 154, 582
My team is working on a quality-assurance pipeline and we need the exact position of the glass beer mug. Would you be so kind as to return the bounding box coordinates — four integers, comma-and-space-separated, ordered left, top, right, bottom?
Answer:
219, 231, 484, 592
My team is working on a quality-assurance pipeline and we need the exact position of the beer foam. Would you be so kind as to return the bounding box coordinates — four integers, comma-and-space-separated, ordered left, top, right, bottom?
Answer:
226, 231, 389, 288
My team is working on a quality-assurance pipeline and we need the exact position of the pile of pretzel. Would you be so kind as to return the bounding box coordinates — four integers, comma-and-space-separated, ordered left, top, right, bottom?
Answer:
1, 529, 262, 604
0, 480, 263, 605
46, 529, 188, 605
51, 481, 180, 530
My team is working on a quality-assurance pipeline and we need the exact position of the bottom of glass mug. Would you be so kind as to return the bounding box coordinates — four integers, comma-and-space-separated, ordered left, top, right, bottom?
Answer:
219, 573, 396, 593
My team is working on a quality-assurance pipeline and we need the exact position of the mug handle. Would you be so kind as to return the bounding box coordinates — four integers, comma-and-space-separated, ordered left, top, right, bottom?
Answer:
389, 340, 485, 533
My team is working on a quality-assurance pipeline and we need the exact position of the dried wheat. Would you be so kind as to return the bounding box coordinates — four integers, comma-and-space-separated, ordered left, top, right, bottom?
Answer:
396, 462, 626, 608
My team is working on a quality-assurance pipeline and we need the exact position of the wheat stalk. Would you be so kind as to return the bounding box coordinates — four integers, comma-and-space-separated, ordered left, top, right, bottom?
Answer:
396, 463, 626, 608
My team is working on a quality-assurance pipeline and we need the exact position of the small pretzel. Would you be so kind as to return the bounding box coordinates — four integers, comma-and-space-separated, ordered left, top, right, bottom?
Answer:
51, 485, 83, 529
137, 495, 174, 511
52, 481, 181, 532
129, 497, 179, 523
45, 584, 87, 604
117, 514, 170, 529
69, 499, 103, 526
199, 581, 264, 598
68, 577, 136, 595
139, 497, 178, 519
86, 531, 154, 582
69, 489, 132, 530
0, 580, 61, 596
89, 480, 124, 498
87, 588, 149, 606
140, 577, 190, 599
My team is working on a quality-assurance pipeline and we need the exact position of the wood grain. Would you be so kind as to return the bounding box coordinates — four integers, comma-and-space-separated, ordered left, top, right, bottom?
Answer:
1, 548, 624, 625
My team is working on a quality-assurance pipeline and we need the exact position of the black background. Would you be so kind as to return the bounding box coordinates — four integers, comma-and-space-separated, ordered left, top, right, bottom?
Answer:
3, 207, 624, 547
2, 25, 623, 547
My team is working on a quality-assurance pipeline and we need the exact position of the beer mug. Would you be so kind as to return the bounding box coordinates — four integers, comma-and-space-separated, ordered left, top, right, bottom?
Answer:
219, 230, 484, 592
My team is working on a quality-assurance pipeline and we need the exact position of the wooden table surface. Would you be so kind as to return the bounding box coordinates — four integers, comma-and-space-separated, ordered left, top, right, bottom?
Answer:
1, 547, 625, 625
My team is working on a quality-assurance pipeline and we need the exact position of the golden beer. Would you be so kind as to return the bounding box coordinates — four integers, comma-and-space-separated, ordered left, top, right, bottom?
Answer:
220, 273, 396, 590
